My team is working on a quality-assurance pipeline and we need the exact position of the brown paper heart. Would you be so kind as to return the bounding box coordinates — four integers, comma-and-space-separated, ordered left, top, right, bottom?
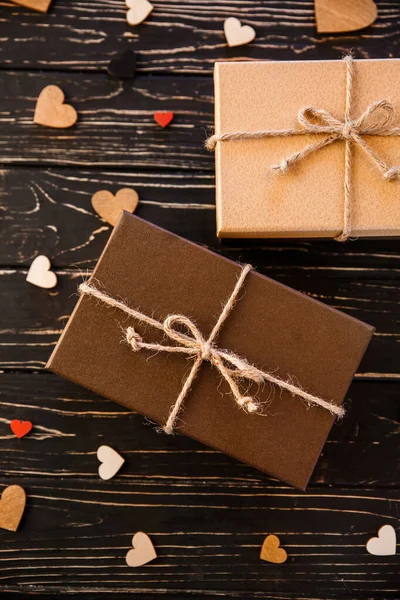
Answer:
10, 0, 52, 12
91, 188, 139, 226
34, 85, 77, 129
0, 485, 26, 532
126, 532, 157, 567
260, 535, 288, 564
315, 0, 377, 33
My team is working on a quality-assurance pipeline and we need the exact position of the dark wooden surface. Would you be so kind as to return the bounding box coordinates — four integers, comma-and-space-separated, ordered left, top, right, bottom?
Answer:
0, 1, 399, 598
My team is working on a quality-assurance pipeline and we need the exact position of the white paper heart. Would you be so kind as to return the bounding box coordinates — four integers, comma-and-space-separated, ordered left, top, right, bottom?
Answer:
26, 255, 57, 289
126, 532, 157, 567
97, 445, 125, 481
224, 17, 256, 48
126, 0, 153, 26
366, 525, 396, 556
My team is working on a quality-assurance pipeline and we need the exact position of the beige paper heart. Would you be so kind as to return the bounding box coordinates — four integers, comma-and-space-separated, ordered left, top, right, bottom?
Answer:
26, 255, 57, 289
366, 525, 396, 556
260, 534, 288, 564
91, 188, 139, 226
126, 0, 153, 26
10, 0, 52, 12
0, 485, 26, 532
315, 0, 377, 33
34, 85, 77, 129
224, 17, 256, 48
126, 532, 157, 567
97, 445, 125, 481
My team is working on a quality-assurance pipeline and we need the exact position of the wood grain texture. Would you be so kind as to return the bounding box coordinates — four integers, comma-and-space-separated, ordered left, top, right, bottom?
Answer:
0, 0, 399, 597
0, 72, 212, 168
2, 167, 400, 270
0, 479, 395, 596
0, 0, 397, 73
0, 373, 398, 595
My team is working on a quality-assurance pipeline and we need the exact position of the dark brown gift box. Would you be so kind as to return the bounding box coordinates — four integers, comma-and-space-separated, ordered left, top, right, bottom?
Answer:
47, 213, 374, 490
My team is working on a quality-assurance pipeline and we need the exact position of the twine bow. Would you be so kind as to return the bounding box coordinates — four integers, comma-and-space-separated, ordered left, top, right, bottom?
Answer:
79, 264, 344, 435
205, 56, 400, 241
126, 309, 263, 434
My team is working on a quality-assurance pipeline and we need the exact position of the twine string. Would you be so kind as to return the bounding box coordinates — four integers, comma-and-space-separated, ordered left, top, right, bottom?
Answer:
205, 56, 400, 241
79, 265, 344, 434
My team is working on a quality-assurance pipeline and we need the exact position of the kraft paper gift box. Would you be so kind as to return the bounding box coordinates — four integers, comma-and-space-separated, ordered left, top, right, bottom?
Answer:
211, 58, 400, 239
47, 213, 373, 490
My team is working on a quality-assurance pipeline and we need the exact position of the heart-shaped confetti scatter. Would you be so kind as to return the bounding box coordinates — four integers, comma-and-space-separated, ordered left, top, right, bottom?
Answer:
154, 112, 174, 128
97, 445, 125, 481
91, 188, 139, 227
260, 534, 288, 564
0, 485, 26, 532
10, 0, 52, 12
126, 0, 154, 26
34, 85, 77, 129
10, 420, 32, 439
108, 49, 137, 80
26, 255, 57, 289
315, 0, 377, 33
224, 17, 256, 48
126, 532, 157, 567
366, 525, 396, 556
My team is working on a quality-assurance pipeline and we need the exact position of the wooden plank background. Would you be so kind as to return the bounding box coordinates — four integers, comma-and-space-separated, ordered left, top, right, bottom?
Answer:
0, 1, 399, 598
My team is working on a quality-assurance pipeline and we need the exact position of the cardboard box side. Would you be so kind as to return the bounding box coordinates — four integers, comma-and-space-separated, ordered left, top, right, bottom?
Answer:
214, 63, 224, 238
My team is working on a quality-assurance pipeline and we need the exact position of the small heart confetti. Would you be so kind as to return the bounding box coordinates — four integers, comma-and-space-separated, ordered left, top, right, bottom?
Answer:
10, 420, 32, 439
224, 17, 256, 48
0, 485, 26, 532
91, 188, 139, 227
366, 525, 396, 556
26, 255, 57, 289
154, 111, 174, 128
126, 0, 153, 26
108, 49, 136, 80
34, 85, 77, 129
126, 532, 157, 567
97, 445, 125, 481
260, 534, 288, 564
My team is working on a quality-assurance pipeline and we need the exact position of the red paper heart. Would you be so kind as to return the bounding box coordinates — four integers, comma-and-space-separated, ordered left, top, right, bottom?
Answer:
154, 111, 174, 128
10, 420, 32, 439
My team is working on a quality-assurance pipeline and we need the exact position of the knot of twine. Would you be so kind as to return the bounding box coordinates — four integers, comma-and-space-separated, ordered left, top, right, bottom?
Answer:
126, 309, 261, 431
79, 264, 344, 435
205, 56, 400, 242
